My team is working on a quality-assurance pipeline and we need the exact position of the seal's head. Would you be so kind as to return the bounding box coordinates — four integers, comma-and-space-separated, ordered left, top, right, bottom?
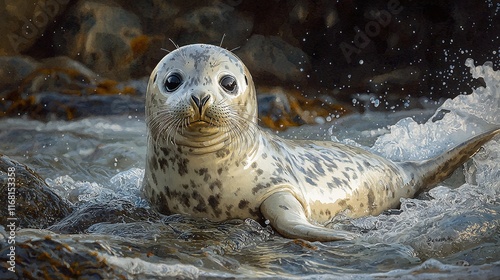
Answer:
146, 44, 257, 154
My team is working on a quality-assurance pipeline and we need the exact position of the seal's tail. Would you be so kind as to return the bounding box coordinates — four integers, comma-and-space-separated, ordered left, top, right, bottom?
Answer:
400, 127, 500, 192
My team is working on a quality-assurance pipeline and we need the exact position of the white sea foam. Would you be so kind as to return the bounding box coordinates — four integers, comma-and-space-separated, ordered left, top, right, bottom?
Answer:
47, 167, 147, 207
369, 59, 499, 161
102, 254, 203, 278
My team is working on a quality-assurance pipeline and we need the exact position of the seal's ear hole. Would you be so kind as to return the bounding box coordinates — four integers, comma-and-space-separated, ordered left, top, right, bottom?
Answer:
220, 75, 238, 94
165, 73, 182, 92
244, 75, 248, 86
153, 73, 157, 83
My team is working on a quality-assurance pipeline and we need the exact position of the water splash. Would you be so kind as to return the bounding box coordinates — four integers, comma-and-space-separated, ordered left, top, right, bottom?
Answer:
346, 60, 500, 262
369, 59, 499, 161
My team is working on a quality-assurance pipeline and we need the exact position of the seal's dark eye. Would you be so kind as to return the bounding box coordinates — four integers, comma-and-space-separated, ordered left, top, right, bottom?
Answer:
220, 75, 238, 94
165, 73, 182, 92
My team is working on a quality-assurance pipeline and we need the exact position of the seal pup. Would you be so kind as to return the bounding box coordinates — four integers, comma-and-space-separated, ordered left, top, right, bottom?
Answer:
143, 43, 500, 241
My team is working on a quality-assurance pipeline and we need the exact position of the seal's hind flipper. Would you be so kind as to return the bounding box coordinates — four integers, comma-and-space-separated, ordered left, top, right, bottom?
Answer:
261, 191, 359, 242
402, 126, 500, 192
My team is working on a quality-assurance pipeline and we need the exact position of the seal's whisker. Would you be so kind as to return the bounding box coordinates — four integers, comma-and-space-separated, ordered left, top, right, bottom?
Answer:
157, 113, 176, 142
228, 106, 259, 133
158, 118, 175, 143
148, 110, 172, 143
166, 123, 175, 145
167, 118, 179, 146
183, 117, 190, 131
218, 118, 237, 149
219, 33, 226, 47
205, 98, 257, 147
169, 38, 180, 49
173, 117, 187, 143
218, 113, 252, 154
229, 46, 241, 52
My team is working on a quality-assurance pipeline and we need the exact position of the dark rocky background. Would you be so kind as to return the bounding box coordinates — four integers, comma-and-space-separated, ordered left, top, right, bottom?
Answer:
0, 0, 498, 129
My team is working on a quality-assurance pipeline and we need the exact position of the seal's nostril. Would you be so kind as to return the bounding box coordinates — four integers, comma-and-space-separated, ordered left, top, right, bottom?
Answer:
201, 95, 210, 106
191, 95, 201, 109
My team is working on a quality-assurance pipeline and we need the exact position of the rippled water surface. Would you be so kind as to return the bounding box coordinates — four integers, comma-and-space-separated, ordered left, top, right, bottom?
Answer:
1, 61, 499, 278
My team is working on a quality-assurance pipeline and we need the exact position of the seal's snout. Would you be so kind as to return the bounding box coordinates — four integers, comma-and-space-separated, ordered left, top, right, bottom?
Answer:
190, 92, 211, 117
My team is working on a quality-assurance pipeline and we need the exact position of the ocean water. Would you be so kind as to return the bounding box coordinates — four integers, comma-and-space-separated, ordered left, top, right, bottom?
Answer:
0, 60, 499, 279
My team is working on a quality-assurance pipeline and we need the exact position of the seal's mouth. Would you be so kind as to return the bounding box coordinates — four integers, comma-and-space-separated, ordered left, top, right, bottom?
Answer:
190, 119, 210, 125
186, 119, 217, 130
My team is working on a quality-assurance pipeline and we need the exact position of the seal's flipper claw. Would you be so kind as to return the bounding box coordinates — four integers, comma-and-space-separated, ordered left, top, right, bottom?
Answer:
261, 191, 359, 242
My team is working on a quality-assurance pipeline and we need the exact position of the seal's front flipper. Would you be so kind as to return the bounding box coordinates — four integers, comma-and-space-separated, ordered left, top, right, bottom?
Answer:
260, 191, 359, 242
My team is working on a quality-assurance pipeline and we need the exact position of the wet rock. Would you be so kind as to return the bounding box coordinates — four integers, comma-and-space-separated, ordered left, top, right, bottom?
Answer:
53, 0, 146, 80
0, 215, 272, 278
49, 200, 160, 234
0, 154, 72, 229
0, 229, 128, 279
236, 35, 310, 86
0, 0, 69, 55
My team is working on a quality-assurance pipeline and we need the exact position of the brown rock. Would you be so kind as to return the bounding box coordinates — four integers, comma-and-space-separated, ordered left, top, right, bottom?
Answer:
53, 0, 146, 80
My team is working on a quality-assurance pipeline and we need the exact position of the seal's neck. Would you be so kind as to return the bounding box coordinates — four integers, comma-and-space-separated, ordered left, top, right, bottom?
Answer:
172, 125, 229, 154
151, 124, 260, 159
